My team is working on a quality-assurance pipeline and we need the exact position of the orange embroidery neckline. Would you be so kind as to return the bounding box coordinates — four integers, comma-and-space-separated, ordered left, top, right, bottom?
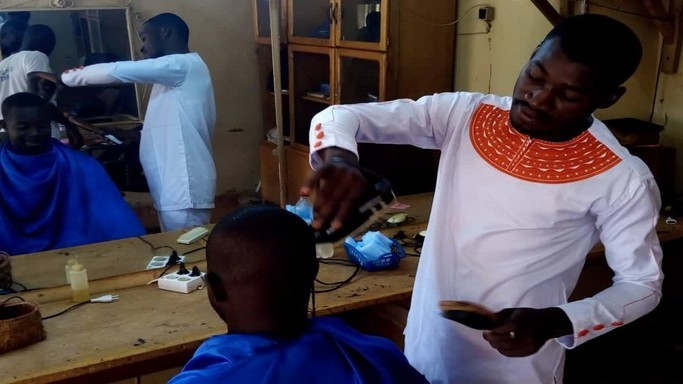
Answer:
469, 104, 621, 184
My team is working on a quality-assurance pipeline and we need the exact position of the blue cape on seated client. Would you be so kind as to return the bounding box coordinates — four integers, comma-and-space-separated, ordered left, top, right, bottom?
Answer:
0, 139, 146, 255
169, 317, 427, 384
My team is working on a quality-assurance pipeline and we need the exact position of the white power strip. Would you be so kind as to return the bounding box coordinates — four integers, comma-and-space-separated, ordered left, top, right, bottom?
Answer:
146, 255, 186, 270
158, 272, 206, 293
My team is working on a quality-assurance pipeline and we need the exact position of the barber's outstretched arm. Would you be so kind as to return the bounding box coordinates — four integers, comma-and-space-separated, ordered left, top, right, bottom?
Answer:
304, 147, 367, 232
58, 57, 187, 88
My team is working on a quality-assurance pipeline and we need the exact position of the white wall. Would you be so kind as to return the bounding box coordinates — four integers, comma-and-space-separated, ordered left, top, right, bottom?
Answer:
454, 0, 659, 122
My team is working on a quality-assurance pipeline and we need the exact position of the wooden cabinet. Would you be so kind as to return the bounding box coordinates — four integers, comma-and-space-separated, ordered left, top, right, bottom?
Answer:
255, 0, 456, 204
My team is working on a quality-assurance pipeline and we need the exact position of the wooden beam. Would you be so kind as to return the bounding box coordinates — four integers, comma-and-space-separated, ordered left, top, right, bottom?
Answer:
644, 0, 675, 44
530, 0, 564, 26
661, 0, 683, 74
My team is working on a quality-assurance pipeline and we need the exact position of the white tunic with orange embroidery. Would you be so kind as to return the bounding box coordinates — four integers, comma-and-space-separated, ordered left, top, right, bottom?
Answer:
309, 92, 663, 384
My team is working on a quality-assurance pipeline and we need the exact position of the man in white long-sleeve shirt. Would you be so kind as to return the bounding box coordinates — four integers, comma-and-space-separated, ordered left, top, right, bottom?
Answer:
304, 14, 663, 383
36, 13, 216, 232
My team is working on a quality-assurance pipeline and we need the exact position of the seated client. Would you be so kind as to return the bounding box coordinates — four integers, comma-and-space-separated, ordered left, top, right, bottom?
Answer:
170, 204, 427, 384
0, 92, 145, 255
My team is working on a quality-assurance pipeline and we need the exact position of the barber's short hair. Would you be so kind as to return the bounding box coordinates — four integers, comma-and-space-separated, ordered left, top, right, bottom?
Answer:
2, 92, 47, 119
24, 24, 56, 55
144, 13, 189, 43
543, 14, 642, 88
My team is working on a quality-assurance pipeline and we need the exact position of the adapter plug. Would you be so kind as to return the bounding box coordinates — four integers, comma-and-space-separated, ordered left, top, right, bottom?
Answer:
177, 262, 190, 275
166, 250, 180, 266
190, 265, 201, 277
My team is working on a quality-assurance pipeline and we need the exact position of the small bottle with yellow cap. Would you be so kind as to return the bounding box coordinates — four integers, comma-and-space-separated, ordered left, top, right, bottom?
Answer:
68, 260, 90, 303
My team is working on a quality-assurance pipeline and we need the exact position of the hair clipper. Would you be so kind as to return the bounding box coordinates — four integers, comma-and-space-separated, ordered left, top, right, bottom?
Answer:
313, 167, 395, 243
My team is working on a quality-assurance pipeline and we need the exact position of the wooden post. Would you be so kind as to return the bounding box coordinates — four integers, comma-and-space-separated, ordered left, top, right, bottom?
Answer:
661, 0, 683, 74
269, 0, 287, 207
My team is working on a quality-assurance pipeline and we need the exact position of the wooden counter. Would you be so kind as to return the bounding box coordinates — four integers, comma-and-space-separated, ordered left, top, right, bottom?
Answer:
1, 194, 432, 384
3, 192, 682, 384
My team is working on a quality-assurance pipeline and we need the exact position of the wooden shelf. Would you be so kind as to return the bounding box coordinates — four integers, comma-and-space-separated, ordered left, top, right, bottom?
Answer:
301, 94, 331, 104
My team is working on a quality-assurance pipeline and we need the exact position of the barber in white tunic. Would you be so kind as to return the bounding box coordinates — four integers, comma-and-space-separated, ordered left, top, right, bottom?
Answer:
35, 13, 216, 232
304, 15, 662, 384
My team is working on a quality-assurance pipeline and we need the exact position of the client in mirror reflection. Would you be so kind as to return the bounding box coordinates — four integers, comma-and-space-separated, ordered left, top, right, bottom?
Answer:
33, 13, 216, 232
169, 204, 427, 384
0, 93, 145, 256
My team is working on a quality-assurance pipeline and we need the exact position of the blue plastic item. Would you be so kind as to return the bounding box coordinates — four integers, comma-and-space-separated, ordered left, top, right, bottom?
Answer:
343, 238, 406, 271
293, 194, 313, 225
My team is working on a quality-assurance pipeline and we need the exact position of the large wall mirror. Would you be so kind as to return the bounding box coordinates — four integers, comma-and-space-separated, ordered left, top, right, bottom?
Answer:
2, 8, 149, 290
1, 8, 141, 122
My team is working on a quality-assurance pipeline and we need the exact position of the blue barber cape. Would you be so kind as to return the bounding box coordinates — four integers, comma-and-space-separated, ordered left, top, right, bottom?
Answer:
169, 317, 428, 384
0, 140, 146, 255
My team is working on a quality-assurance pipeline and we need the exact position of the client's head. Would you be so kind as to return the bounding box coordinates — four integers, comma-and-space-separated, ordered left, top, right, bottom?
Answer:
205, 204, 319, 337
20, 24, 56, 56
2, 92, 51, 154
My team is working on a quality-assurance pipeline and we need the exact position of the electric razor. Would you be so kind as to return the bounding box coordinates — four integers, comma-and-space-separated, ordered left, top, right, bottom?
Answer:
313, 167, 395, 243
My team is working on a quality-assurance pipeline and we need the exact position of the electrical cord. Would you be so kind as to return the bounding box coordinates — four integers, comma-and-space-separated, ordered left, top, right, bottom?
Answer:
137, 236, 176, 253
183, 246, 206, 256
42, 294, 119, 320
404, 4, 484, 27
315, 259, 361, 293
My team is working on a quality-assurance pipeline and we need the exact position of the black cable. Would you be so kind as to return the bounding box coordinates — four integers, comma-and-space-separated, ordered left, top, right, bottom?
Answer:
587, 1, 669, 20
183, 246, 206, 256
314, 263, 361, 293
42, 301, 90, 320
137, 236, 176, 253
11, 280, 28, 291
1, 295, 24, 306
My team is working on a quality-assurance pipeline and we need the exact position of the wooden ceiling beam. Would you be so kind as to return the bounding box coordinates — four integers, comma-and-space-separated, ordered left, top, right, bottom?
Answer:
531, 0, 564, 26
644, 0, 675, 43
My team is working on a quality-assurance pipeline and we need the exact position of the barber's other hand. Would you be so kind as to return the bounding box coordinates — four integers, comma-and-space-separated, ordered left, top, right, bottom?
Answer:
0, 252, 12, 289
304, 147, 367, 232
29, 71, 63, 87
482, 307, 573, 357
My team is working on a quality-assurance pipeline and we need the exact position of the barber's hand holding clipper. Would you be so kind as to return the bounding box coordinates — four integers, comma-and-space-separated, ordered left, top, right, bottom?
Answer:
304, 146, 367, 234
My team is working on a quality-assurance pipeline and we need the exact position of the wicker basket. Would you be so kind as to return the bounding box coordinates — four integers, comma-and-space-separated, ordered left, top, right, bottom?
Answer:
0, 297, 46, 354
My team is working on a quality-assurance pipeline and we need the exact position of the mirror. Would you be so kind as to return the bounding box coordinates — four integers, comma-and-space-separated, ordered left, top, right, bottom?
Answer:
1, 8, 141, 122
0, 7, 151, 291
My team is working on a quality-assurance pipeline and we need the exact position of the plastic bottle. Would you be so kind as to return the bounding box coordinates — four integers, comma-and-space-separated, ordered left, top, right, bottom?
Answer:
69, 262, 90, 303
292, 191, 333, 257
293, 191, 314, 225
64, 255, 78, 284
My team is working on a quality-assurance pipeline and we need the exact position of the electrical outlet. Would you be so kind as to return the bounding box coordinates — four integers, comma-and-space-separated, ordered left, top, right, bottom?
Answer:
146, 255, 186, 270
478, 6, 494, 22
158, 272, 206, 293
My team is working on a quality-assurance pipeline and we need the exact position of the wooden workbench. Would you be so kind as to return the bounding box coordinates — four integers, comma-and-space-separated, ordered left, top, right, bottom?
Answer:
1, 194, 433, 384
3, 192, 682, 384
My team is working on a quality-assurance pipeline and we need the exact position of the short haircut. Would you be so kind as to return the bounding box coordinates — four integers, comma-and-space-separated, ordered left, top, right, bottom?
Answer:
144, 13, 189, 43
23, 24, 56, 55
207, 204, 318, 300
543, 14, 642, 88
2, 92, 47, 120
